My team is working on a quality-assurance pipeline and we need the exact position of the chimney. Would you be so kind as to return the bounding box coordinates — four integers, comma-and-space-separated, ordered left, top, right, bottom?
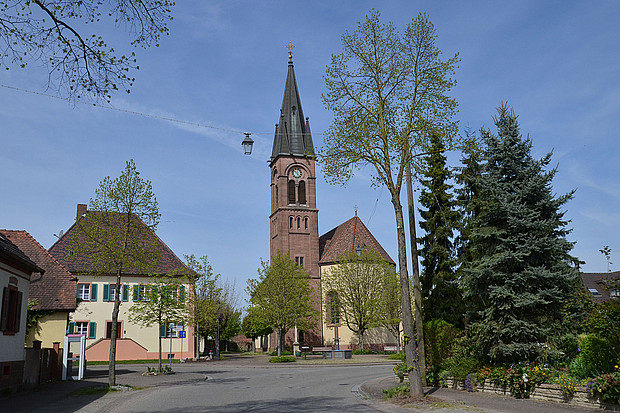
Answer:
76, 204, 87, 221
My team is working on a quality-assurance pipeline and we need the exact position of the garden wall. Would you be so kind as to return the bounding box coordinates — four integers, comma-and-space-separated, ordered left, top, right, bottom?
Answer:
444, 379, 620, 411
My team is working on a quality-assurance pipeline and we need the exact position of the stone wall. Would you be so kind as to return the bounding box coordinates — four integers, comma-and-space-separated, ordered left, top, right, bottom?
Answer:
444, 378, 620, 411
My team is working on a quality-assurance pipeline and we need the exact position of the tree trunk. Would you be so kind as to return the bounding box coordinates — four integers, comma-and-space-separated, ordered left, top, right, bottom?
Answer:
276, 328, 282, 356
391, 194, 424, 397
406, 167, 426, 381
108, 271, 122, 386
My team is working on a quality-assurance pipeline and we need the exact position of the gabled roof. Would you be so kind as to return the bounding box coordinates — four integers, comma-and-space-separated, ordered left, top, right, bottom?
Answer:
49, 207, 186, 276
319, 216, 394, 265
270, 53, 315, 163
581, 271, 620, 303
0, 230, 76, 311
0, 230, 43, 275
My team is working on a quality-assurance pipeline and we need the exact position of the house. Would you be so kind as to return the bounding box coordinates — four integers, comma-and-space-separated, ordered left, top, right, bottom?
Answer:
48, 204, 192, 361
0, 231, 43, 390
263, 51, 397, 351
0, 230, 77, 350
581, 271, 620, 303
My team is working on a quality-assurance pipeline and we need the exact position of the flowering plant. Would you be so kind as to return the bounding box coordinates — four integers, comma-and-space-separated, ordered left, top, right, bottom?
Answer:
587, 364, 620, 404
555, 373, 578, 397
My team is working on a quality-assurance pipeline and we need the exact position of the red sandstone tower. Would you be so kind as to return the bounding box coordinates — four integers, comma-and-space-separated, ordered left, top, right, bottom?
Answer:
268, 51, 322, 345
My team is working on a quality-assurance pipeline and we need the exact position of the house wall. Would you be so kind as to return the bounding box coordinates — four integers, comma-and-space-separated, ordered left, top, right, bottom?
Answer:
0, 261, 31, 389
26, 312, 69, 349
319, 264, 398, 350
70, 274, 193, 361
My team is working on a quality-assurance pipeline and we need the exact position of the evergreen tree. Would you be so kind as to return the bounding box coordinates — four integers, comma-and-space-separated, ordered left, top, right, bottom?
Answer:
462, 104, 577, 364
417, 131, 462, 326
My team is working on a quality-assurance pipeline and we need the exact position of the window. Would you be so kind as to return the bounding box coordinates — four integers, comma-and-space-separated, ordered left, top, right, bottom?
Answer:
1, 285, 23, 335
328, 291, 340, 324
588, 288, 602, 297
75, 322, 88, 335
109, 284, 117, 301
295, 256, 304, 267
77, 283, 90, 301
298, 180, 306, 204
297, 217, 301, 229
611, 289, 619, 298
288, 180, 296, 204
304, 217, 308, 229
160, 323, 177, 338
289, 216, 293, 229
139, 285, 151, 301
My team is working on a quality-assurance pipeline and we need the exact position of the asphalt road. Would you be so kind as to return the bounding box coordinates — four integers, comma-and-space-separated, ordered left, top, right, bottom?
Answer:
95, 364, 397, 413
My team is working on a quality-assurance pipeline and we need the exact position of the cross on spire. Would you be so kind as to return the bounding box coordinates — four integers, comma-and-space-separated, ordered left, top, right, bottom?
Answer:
285, 41, 295, 61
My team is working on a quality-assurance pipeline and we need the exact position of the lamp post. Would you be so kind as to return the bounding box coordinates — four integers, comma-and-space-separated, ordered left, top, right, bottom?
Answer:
242, 132, 254, 155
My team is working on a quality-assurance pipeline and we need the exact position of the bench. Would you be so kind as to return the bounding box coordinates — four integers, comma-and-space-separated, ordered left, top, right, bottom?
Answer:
383, 345, 398, 352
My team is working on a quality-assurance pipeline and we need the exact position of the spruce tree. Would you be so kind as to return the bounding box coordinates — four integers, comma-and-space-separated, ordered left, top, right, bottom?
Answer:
418, 131, 462, 326
462, 104, 577, 364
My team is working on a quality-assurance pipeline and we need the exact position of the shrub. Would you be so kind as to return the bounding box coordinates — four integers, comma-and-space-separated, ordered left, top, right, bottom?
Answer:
269, 356, 296, 363
443, 336, 480, 381
570, 334, 615, 379
269, 350, 293, 356
587, 365, 620, 404
424, 319, 460, 369
388, 352, 405, 361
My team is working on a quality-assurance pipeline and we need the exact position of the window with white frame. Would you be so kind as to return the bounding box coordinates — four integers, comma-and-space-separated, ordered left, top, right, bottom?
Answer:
77, 283, 90, 301
611, 289, 619, 298
75, 321, 88, 335
139, 285, 151, 301
109, 284, 117, 301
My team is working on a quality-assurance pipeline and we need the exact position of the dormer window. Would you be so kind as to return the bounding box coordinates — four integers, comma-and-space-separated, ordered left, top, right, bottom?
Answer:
588, 288, 602, 297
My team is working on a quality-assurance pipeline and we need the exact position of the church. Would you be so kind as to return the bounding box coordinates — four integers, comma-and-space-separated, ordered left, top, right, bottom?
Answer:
264, 50, 397, 352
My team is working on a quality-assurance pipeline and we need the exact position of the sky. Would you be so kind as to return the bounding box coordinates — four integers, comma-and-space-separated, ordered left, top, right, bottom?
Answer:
2, 1, 620, 303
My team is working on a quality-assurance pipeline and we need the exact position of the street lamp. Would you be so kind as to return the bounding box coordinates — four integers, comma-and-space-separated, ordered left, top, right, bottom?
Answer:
242, 132, 254, 155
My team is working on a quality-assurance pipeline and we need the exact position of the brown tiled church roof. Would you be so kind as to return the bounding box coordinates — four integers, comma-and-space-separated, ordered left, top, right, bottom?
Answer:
319, 216, 394, 265
49, 206, 186, 276
0, 230, 76, 311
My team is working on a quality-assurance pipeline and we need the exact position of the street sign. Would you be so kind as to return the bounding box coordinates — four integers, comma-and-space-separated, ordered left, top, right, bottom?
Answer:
172, 324, 183, 331
178, 331, 186, 338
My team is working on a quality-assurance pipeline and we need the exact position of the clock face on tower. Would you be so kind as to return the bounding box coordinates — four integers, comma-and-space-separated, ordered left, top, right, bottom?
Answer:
292, 168, 302, 179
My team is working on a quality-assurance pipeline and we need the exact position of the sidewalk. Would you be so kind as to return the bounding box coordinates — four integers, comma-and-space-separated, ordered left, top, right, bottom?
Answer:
360, 376, 604, 413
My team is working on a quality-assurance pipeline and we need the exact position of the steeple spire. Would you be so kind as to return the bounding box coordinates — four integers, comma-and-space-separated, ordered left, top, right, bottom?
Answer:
270, 47, 315, 163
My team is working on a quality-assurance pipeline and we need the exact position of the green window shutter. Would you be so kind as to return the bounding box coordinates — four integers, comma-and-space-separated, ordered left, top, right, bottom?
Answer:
160, 323, 166, 338
67, 321, 75, 334
122, 285, 129, 302
103, 284, 109, 302
179, 285, 186, 302
88, 322, 96, 339
90, 283, 98, 301
133, 286, 139, 302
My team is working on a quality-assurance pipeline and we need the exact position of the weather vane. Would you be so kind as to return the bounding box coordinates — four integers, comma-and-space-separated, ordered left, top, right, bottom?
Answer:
285, 41, 295, 60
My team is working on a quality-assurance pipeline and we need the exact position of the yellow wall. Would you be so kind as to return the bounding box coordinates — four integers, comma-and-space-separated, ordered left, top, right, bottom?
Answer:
26, 311, 69, 349
319, 263, 399, 349
70, 275, 191, 360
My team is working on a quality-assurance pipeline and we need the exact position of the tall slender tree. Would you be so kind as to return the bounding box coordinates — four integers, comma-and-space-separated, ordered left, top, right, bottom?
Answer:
319, 11, 459, 396
417, 131, 462, 326
71, 159, 161, 386
462, 104, 577, 364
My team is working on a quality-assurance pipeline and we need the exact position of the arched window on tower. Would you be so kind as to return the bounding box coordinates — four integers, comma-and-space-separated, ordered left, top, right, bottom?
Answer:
288, 180, 296, 204
297, 217, 301, 228
304, 217, 308, 229
298, 180, 306, 204
289, 216, 293, 229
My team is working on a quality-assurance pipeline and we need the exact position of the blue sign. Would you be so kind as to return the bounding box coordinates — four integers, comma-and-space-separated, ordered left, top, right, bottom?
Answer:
178, 331, 186, 338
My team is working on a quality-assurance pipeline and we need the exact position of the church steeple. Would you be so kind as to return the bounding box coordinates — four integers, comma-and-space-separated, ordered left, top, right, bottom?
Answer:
270, 52, 315, 163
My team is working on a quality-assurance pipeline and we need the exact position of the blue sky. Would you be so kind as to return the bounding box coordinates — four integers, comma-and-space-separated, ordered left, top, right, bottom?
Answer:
2, 1, 620, 301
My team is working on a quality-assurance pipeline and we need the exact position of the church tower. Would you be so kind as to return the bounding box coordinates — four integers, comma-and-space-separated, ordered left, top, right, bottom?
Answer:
269, 50, 320, 282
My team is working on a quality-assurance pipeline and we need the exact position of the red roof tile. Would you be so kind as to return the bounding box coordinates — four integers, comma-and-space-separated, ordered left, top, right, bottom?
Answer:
48, 209, 186, 276
0, 230, 77, 311
319, 216, 394, 265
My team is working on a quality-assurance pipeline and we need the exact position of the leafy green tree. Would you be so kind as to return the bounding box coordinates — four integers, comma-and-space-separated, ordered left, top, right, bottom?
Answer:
462, 105, 577, 364
319, 10, 459, 396
242, 306, 273, 353
0, 0, 174, 100
246, 252, 318, 356
417, 131, 462, 327
323, 249, 393, 349
71, 159, 160, 386
128, 275, 187, 371
377, 267, 402, 351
